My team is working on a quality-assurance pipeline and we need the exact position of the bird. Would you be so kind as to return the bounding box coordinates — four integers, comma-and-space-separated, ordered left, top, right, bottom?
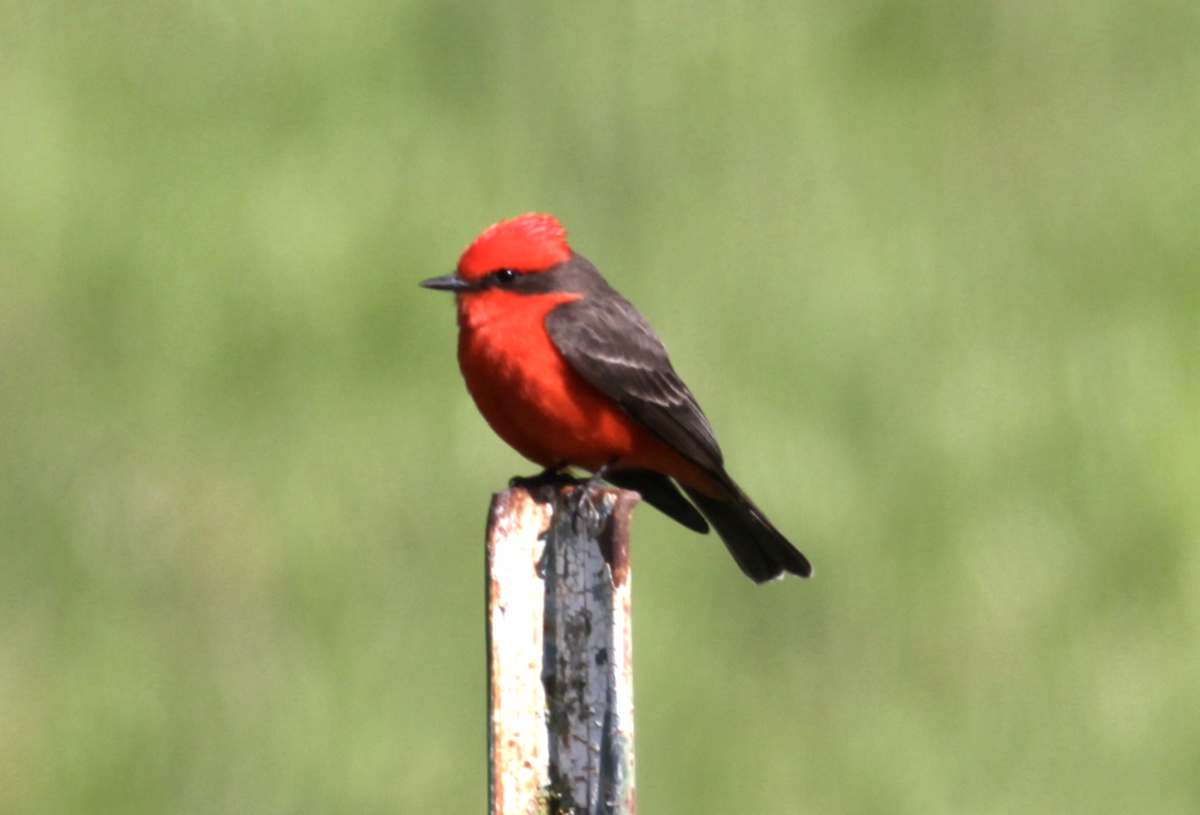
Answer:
420, 213, 811, 583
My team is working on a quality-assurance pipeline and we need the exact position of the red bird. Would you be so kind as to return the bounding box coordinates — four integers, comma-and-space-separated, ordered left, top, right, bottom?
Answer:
421, 214, 811, 583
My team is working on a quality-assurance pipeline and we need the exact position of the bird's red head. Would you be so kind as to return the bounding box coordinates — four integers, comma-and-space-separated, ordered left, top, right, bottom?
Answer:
457, 213, 572, 282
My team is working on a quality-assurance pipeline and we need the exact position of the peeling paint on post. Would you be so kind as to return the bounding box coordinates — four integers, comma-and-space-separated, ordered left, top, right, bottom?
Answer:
487, 489, 554, 815
487, 485, 639, 815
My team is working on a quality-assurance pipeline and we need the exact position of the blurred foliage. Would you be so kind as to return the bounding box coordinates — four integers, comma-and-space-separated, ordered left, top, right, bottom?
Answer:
2, 0, 1199, 812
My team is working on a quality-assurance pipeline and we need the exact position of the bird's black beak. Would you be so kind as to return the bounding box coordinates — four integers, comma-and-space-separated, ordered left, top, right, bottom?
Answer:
419, 273, 479, 292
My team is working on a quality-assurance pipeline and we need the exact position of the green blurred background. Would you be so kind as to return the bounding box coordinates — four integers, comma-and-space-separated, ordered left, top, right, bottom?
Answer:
2, 0, 1198, 812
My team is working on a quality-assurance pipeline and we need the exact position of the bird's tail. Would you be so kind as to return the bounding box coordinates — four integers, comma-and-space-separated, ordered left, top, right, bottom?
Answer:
682, 478, 811, 583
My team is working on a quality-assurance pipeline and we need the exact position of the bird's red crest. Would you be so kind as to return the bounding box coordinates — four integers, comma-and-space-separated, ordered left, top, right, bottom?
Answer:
457, 213, 572, 281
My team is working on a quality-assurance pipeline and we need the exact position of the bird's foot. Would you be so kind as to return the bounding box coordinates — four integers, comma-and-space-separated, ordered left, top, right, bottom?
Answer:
564, 460, 617, 534
511, 462, 618, 532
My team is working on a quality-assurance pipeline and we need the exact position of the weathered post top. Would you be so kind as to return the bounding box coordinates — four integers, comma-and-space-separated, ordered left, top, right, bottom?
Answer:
486, 485, 639, 815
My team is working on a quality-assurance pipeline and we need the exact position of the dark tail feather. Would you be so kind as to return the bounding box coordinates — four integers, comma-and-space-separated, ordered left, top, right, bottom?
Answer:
682, 482, 812, 583
605, 468, 710, 534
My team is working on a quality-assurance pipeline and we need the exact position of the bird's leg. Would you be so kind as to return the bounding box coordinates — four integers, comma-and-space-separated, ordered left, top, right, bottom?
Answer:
583, 458, 618, 492
566, 458, 619, 533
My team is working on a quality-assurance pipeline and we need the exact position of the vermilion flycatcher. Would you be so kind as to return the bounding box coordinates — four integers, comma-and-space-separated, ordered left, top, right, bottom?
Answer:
421, 213, 811, 583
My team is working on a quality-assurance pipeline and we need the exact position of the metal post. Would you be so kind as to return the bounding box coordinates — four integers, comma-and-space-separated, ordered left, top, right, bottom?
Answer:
486, 485, 638, 815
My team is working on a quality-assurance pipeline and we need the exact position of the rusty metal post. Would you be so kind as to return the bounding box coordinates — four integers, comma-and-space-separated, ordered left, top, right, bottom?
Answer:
486, 485, 639, 815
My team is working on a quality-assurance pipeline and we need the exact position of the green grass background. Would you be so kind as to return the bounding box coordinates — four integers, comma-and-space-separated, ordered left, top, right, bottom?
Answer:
3, 0, 1198, 812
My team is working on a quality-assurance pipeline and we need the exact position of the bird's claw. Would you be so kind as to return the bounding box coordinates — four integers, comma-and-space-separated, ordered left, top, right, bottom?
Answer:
565, 463, 615, 534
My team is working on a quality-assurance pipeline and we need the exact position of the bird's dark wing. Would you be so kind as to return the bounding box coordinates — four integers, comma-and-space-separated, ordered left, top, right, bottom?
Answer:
543, 284, 725, 475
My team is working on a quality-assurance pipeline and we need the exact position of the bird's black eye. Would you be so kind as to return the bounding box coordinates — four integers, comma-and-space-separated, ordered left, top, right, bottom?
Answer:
493, 269, 517, 285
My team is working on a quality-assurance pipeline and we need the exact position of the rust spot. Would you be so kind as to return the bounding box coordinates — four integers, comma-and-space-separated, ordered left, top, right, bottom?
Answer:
599, 489, 639, 587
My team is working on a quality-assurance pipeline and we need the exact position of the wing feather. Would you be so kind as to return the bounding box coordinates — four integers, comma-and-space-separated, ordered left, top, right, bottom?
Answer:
544, 293, 724, 474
